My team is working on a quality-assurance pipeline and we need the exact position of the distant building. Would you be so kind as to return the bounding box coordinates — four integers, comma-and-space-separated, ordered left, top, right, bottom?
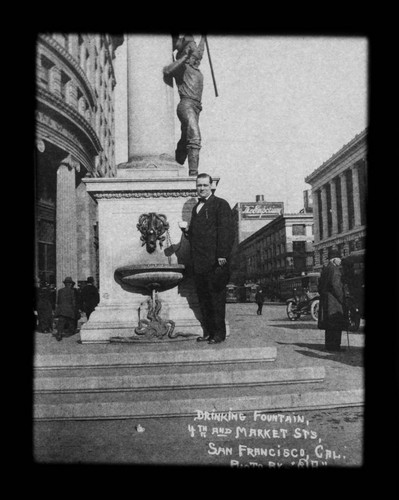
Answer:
230, 196, 284, 284
305, 128, 367, 269
231, 212, 314, 291
232, 195, 284, 244
35, 33, 123, 288
303, 189, 313, 213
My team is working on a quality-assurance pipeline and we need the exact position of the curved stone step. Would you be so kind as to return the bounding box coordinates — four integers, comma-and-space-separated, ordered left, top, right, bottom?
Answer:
33, 388, 363, 420
35, 366, 324, 393
34, 347, 277, 370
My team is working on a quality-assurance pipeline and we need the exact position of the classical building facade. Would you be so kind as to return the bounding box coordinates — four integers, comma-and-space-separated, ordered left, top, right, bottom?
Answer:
305, 128, 367, 270
35, 33, 123, 289
232, 212, 315, 288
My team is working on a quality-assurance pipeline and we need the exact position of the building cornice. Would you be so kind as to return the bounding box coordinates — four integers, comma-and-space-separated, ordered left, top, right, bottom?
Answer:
36, 114, 95, 173
38, 34, 97, 109
305, 128, 367, 184
37, 86, 102, 154
91, 190, 198, 200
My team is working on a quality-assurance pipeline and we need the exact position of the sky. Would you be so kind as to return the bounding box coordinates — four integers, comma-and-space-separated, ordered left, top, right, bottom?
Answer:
114, 35, 368, 212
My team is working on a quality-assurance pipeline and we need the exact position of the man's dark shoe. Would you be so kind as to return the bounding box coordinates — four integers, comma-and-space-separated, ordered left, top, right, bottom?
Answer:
197, 335, 211, 342
56, 334, 63, 341
208, 339, 223, 344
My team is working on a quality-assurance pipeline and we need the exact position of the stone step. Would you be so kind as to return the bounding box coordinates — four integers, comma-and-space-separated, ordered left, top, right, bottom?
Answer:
34, 361, 277, 379
34, 366, 325, 393
33, 388, 363, 420
34, 346, 277, 371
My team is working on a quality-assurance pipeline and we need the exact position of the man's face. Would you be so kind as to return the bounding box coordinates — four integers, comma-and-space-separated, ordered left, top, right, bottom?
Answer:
196, 177, 212, 199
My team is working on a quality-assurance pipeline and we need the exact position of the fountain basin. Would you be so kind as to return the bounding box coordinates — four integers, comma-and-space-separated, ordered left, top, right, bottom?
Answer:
115, 263, 185, 292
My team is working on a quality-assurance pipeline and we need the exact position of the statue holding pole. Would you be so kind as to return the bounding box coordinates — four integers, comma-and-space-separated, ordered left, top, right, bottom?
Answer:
163, 34, 218, 176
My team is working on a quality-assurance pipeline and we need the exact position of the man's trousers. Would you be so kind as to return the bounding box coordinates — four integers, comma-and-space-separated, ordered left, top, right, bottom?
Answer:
194, 272, 227, 342
325, 329, 342, 351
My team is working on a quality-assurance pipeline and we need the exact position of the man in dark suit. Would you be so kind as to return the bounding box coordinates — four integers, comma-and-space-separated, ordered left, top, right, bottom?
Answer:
182, 173, 235, 344
81, 276, 100, 320
54, 276, 76, 341
318, 248, 346, 351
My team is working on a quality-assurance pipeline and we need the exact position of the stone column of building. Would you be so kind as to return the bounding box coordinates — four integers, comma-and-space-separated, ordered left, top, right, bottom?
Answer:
330, 178, 338, 235
351, 164, 362, 227
56, 154, 80, 290
76, 182, 96, 283
339, 172, 349, 232
320, 185, 328, 241
312, 188, 320, 243
126, 34, 175, 162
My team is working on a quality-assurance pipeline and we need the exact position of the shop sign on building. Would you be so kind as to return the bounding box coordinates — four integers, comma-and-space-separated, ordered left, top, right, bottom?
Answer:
241, 202, 284, 219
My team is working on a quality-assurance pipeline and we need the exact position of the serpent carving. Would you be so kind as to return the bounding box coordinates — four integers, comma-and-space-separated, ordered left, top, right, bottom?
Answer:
135, 297, 179, 340
137, 213, 169, 253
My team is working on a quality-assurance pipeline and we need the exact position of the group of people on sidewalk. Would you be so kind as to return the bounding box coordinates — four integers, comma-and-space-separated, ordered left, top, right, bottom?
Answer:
34, 276, 99, 342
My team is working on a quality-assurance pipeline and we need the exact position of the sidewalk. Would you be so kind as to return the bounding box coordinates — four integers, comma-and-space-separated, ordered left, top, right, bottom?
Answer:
34, 302, 365, 396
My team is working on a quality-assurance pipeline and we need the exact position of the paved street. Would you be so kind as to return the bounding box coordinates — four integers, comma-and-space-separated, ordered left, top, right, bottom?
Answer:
33, 303, 365, 467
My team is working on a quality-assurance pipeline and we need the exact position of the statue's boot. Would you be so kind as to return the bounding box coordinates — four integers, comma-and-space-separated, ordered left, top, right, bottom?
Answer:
188, 148, 200, 176
175, 148, 187, 165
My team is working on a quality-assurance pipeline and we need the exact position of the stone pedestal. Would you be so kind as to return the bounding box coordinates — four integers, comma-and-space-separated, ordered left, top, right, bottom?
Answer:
80, 174, 228, 343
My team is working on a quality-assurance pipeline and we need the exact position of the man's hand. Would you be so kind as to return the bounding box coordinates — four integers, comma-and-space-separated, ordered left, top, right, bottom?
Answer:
218, 258, 227, 267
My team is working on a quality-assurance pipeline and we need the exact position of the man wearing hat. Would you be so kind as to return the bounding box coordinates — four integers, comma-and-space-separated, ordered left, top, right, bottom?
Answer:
81, 276, 100, 320
181, 173, 235, 344
318, 248, 346, 351
54, 277, 76, 341
163, 34, 206, 176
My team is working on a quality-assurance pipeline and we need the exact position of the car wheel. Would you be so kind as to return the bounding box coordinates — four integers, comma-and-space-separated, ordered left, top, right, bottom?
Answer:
287, 302, 297, 321
311, 300, 319, 321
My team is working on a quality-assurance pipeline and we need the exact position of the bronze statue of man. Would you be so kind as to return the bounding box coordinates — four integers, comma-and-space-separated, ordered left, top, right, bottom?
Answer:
163, 34, 205, 176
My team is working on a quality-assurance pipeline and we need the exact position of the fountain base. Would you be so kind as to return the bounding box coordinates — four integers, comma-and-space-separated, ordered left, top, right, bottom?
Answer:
109, 290, 198, 343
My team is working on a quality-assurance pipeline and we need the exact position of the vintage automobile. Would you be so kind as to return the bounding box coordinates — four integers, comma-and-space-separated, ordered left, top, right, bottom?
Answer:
283, 273, 320, 321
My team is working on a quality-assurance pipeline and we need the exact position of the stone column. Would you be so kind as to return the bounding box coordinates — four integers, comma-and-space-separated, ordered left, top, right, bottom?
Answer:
330, 178, 338, 235
312, 188, 320, 243
339, 172, 349, 232
351, 164, 362, 227
320, 185, 328, 241
126, 34, 176, 162
56, 154, 80, 289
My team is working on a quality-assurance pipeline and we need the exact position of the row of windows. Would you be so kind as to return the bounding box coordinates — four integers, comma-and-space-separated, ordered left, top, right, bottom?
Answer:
38, 35, 117, 176
248, 254, 315, 274
318, 237, 365, 265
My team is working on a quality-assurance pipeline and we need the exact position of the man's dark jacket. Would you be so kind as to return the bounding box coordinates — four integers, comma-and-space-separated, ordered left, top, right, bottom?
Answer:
317, 262, 345, 330
55, 287, 76, 319
188, 194, 235, 275
81, 284, 100, 314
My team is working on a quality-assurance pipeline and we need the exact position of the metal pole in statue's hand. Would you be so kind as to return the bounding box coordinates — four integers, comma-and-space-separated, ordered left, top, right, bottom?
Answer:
205, 36, 219, 97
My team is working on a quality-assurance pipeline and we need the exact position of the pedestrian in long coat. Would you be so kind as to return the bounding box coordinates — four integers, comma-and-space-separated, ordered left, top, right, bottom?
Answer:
54, 276, 76, 341
318, 248, 346, 351
255, 289, 265, 315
